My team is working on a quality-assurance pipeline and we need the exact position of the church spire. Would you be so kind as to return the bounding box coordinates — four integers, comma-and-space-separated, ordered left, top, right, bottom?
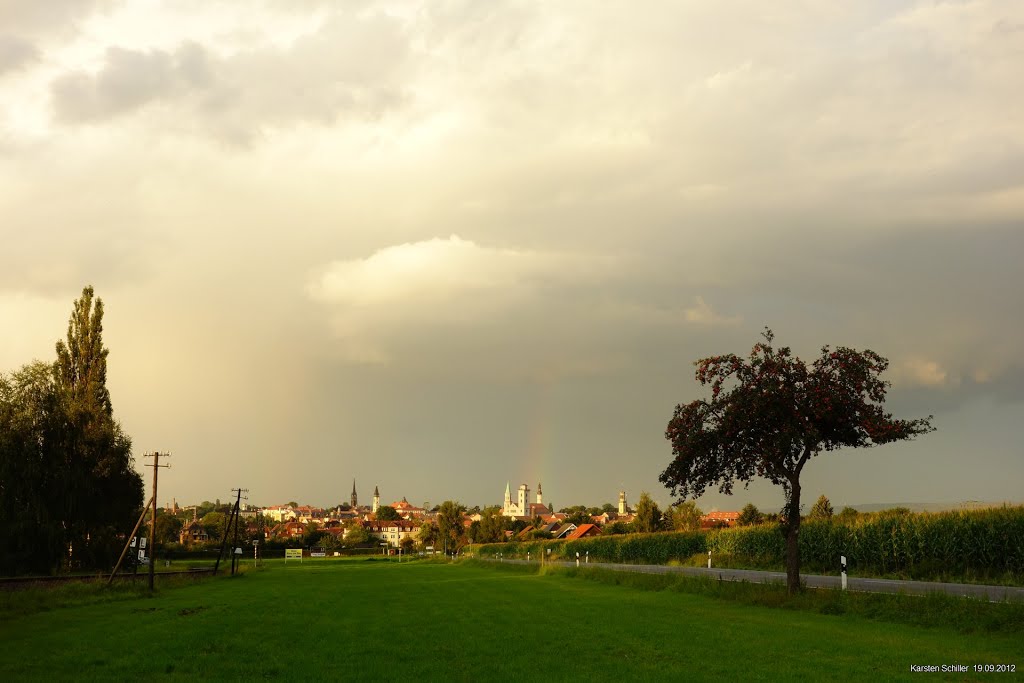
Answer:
350, 479, 358, 508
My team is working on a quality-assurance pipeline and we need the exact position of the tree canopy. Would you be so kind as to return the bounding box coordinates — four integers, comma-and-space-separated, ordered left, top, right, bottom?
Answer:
0, 286, 144, 574
666, 500, 703, 531
661, 328, 933, 592
436, 500, 466, 554
737, 503, 763, 527
633, 492, 662, 533
375, 505, 400, 521
810, 495, 834, 519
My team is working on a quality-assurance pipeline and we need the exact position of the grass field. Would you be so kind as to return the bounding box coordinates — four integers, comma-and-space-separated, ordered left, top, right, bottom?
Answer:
1, 558, 1020, 682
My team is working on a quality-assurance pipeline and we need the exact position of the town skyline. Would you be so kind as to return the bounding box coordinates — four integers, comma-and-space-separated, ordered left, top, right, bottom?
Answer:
3, 2, 1024, 511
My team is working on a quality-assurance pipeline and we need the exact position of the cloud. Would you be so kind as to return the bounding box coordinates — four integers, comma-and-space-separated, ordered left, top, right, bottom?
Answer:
305, 237, 622, 370
682, 296, 740, 326
308, 235, 564, 307
0, 0, 113, 38
897, 358, 950, 388
0, 35, 39, 76
48, 11, 412, 140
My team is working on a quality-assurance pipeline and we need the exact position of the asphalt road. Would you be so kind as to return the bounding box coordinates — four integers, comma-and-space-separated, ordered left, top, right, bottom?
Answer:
488, 558, 1024, 603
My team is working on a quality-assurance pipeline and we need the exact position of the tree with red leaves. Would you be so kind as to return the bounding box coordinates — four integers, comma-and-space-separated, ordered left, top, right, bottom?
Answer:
660, 329, 934, 593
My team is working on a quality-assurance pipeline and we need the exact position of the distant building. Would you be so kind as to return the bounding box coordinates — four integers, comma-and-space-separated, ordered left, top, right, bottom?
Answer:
702, 511, 740, 528
502, 482, 552, 519
350, 479, 358, 508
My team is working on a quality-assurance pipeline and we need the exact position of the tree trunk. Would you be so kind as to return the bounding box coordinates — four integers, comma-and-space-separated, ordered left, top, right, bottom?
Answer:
784, 479, 802, 594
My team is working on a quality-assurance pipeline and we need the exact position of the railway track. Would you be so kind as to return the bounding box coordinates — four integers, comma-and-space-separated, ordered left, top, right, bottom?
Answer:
0, 568, 214, 589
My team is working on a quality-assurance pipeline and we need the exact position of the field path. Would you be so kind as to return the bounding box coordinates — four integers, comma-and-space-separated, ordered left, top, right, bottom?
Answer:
493, 558, 1024, 602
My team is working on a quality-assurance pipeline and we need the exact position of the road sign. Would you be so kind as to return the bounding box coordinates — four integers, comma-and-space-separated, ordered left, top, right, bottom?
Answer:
285, 548, 302, 563
233, 547, 243, 555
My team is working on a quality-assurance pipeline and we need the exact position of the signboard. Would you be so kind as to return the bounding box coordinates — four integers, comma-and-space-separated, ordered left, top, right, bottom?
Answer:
139, 537, 147, 549
310, 546, 326, 558
285, 548, 303, 563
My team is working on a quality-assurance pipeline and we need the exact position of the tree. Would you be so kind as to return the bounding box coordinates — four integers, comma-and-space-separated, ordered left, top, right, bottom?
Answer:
201, 512, 227, 541
666, 500, 703, 531
376, 505, 400, 521
836, 506, 859, 522
0, 287, 144, 574
155, 514, 183, 544
810, 495, 834, 520
565, 509, 592, 527
601, 503, 617, 514
54, 286, 144, 570
661, 329, 934, 593
634, 492, 662, 533
477, 506, 508, 543
342, 523, 370, 547
437, 501, 466, 554
737, 503, 763, 527
416, 520, 439, 550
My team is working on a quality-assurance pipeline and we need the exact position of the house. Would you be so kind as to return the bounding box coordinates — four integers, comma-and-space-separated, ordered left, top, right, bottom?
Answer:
270, 521, 306, 539
363, 519, 420, 548
702, 511, 740, 528
179, 520, 209, 545
390, 497, 426, 518
551, 523, 577, 539
565, 524, 601, 540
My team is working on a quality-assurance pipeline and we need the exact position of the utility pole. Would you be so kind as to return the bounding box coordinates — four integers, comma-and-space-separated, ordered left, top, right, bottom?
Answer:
230, 488, 248, 575
214, 487, 246, 575
144, 452, 170, 592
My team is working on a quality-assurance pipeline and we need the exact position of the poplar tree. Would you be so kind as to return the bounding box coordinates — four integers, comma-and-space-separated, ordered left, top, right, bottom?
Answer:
54, 286, 143, 570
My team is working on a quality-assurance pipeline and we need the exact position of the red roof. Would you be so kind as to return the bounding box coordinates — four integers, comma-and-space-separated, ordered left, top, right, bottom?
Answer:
565, 524, 601, 540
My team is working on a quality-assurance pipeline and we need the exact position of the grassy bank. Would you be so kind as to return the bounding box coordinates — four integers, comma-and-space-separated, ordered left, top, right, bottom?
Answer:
0, 557, 1020, 681
467, 560, 1024, 635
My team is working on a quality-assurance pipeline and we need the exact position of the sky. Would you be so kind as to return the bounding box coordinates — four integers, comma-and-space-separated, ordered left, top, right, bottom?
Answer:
2, 1, 1022, 513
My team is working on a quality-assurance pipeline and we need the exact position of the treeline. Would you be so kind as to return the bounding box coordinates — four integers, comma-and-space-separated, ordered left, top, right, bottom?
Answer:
473, 505, 1024, 583
0, 287, 144, 575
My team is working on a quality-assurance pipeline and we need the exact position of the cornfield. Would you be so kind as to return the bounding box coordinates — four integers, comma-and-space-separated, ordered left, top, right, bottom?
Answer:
471, 505, 1024, 582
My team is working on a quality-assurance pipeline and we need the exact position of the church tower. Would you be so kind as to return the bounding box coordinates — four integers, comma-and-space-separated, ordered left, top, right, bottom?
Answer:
373, 485, 380, 513
517, 484, 529, 516
503, 482, 513, 515
618, 490, 627, 515
351, 479, 358, 508
536, 482, 543, 506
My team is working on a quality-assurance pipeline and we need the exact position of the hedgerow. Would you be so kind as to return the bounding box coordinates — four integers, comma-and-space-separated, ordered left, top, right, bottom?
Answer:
470, 505, 1024, 582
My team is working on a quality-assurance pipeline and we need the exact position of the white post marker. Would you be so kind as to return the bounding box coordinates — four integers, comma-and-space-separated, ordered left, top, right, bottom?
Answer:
708, 550, 712, 569
576, 551, 580, 568
586, 551, 589, 564
527, 552, 530, 562
841, 555, 848, 591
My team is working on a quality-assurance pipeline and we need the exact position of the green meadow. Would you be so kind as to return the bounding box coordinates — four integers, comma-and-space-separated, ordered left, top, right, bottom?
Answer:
1, 559, 1020, 682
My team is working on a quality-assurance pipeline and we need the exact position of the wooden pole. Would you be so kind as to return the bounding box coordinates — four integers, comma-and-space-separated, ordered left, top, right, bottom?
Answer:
107, 495, 154, 585
143, 452, 170, 592
214, 488, 244, 576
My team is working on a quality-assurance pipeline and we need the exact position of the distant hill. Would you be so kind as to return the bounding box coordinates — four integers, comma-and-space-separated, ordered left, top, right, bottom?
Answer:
844, 501, 1022, 514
